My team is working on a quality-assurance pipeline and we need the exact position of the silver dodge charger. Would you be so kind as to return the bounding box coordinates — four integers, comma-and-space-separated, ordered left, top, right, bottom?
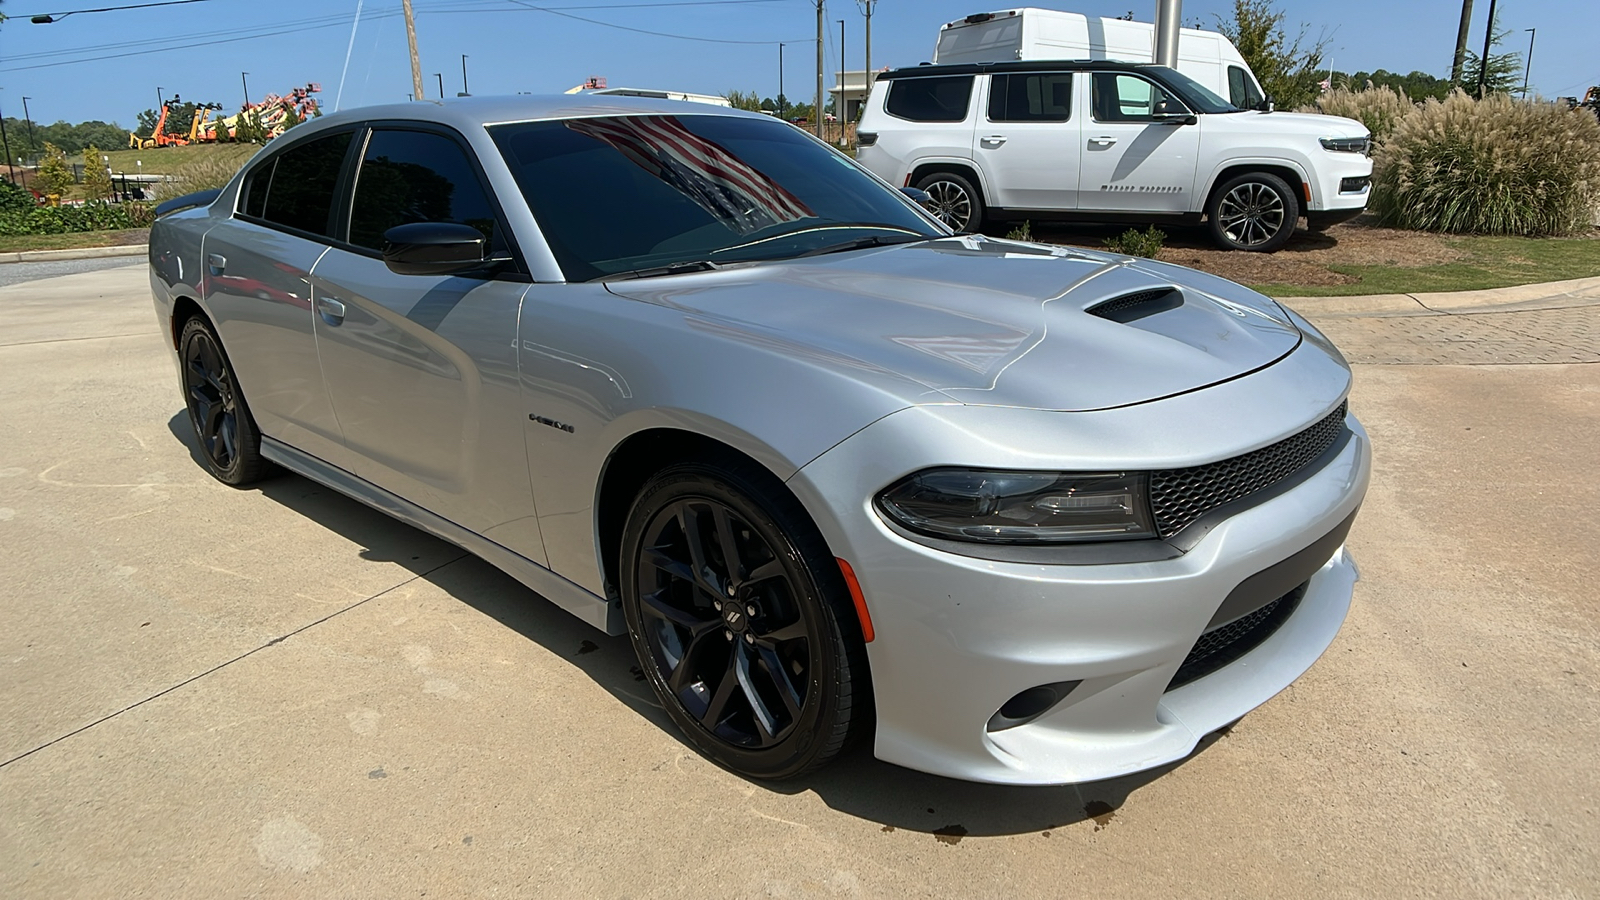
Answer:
148, 95, 1369, 785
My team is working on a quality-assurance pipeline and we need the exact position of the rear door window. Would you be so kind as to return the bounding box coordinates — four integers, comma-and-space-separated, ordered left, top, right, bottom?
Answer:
347, 128, 501, 251
885, 76, 974, 122
988, 73, 1073, 122
242, 131, 353, 237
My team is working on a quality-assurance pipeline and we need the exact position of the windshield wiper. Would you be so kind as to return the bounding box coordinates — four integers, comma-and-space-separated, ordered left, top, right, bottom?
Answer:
792, 234, 931, 258
596, 260, 719, 282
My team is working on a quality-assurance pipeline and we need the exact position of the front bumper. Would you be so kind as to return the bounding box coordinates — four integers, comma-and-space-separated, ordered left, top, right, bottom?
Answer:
1308, 151, 1373, 213
788, 353, 1369, 785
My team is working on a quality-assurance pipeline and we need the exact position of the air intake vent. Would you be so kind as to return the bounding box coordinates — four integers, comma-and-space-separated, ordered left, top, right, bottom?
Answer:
1086, 288, 1183, 323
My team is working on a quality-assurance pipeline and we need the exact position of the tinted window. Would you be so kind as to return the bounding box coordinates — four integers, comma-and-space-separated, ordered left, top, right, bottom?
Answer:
1091, 73, 1185, 122
989, 73, 1072, 122
1228, 66, 1263, 109
253, 131, 351, 236
242, 163, 270, 218
348, 129, 499, 250
490, 114, 938, 281
885, 76, 974, 122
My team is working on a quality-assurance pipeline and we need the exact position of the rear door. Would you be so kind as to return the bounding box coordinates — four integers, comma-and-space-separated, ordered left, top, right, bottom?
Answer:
308, 125, 546, 562
199, 129, 354, 463
971, 71, 1080, 211
1077, 71, 1202, 214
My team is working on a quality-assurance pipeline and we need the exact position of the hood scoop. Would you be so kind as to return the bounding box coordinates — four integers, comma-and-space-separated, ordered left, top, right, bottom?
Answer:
1086, 287, 1184, 323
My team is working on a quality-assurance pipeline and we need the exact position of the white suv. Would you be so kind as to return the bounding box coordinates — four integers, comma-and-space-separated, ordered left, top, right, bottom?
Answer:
856, 61, 1373, 251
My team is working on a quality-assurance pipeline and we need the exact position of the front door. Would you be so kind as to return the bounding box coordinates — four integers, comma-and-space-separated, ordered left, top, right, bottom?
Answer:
310, 126, 545, 563
971, 71, 1081, 211
1077, 71, 1202, 214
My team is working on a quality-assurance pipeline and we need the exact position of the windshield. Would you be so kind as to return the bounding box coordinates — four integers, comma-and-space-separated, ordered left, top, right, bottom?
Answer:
489, 114, 943, 280
1145, 66, 1242, 114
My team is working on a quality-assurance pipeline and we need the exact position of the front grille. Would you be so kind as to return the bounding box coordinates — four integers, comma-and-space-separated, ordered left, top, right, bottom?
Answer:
1149, 401, 1347, 538
1167, 582, 1307, 691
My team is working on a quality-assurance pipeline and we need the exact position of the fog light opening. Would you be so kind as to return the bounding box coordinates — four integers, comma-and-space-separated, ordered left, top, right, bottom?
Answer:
986, 680, 1082, 732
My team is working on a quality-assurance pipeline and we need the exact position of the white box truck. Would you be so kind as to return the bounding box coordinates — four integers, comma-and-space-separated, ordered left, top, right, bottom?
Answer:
934, 8, 1267, 111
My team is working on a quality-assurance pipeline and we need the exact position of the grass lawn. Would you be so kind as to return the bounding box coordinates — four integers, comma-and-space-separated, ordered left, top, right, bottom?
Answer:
1252, 233, 1600, 297
0, 229, 149, 253
93, 143, 258, 176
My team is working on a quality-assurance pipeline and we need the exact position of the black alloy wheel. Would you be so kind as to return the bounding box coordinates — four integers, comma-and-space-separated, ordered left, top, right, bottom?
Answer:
179, 317, 268, 486
915, 171, 985, 233
621, 458, 866, 780
1206, 171, 1300, 252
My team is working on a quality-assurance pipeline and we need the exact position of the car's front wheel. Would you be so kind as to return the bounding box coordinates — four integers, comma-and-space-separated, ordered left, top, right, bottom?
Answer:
620, 457, 867, 780
179, 317, 268, 486
1206, 172, 1299, 252
915, 171, 984, 233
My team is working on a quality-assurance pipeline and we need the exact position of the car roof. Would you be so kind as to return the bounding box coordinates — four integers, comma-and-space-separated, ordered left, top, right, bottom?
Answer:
877, 59, 1168, 80
303, 93, 761, 134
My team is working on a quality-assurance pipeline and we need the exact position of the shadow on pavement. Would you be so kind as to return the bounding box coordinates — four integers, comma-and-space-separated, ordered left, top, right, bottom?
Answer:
166, 410, 1227, 838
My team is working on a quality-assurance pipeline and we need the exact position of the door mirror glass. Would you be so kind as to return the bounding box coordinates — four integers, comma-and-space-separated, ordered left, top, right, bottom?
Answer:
382, 222, 487, 276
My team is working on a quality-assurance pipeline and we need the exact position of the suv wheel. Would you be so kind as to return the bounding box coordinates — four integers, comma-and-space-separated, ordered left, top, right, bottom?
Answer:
1206, 172, 1299, 252
915, 171, 984, 233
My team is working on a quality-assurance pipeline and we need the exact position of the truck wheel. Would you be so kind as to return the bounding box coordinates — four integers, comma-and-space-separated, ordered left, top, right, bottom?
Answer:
915, 171, 984, 233
1206, 172, 1299, 252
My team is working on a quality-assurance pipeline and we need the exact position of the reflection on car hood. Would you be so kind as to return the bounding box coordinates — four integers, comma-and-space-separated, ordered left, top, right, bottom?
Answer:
604, 235, 1302, 412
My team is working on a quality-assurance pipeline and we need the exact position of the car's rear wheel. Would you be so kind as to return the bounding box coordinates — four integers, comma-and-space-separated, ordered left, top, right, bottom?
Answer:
1206, 172, 1299, 252
179, 317, 268, 486
915, 171, 984, 233
620, 458, 866, 780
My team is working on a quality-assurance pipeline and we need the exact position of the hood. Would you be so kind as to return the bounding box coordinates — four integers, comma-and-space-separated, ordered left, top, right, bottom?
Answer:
605, 236, 1302, 412
1227, 109, 1370, 138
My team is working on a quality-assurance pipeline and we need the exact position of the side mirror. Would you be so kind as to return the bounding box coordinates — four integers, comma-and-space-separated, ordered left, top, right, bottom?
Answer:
899, 186, 935, 211
1153, 112, 1198, 126
1257, 96, 1275, 112
382, 222, 490, 276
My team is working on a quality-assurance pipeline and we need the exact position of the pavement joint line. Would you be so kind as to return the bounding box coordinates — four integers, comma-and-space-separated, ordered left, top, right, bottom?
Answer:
1, 332, 156, 348
0, 551, 471, 771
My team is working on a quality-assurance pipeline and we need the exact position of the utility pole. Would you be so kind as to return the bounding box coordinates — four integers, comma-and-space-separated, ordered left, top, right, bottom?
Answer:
838, 18, 845, 143
1153, 0, 1181, 68
402, 0, 425, 100
1520, 28, 1535, 98
1451, 0, 1475, 84
861, 0, 876, 106
0, 106, 14, 184
778, 43, 786, 120
20, 97, 36, 155
815, 0, 825, 139
1476, 0, 1498, 98
241, 72, 250, 107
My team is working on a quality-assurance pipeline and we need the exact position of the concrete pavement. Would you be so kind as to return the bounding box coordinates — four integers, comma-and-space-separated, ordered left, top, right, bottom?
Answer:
1, 263, 1596, 898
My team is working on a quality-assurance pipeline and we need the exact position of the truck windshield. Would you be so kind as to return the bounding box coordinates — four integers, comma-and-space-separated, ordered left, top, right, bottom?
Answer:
1146, 67, 1244, 114
489, 114, 942, 281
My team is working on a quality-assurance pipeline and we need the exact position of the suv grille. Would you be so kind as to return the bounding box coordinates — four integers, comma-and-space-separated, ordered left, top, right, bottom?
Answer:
1167, 582, 1307, 691
1149, 401, 1348, 538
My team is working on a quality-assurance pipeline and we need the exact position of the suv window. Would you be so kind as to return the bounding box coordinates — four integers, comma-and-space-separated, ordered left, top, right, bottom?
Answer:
242, 131, 352, 237
1228, 66, 1264, 109
988, 73, 1072, 122
885, 76, 974, 122
348, 128, 500, 251
1091, 73, 1185, 122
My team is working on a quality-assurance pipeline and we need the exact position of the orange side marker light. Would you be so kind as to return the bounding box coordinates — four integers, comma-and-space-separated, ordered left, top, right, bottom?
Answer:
836, 558, 875, 643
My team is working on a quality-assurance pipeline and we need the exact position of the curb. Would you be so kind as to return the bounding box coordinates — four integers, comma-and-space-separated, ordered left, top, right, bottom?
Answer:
1280, 275, 1600, 318
0, 244, 148, 264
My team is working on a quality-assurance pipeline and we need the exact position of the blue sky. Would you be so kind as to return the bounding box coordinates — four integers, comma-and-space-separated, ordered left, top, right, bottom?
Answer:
0, 0, 1594, 127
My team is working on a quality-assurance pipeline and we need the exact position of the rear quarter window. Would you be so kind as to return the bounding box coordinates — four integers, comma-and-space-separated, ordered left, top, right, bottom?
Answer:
885, 76, 974, 122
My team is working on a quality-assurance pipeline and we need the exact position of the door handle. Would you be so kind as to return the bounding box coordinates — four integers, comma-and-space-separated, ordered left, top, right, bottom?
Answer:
205, 253, 226, 274
1089, 136, 1118, 146
980, 135, 1008, 147
316, 296, 346, 325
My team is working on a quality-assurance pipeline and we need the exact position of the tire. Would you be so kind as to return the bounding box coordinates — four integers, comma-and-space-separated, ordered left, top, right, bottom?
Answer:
915, 171, 985, 233
1206, 172, 1300, 252
620, 455, 868, 780
178, 317, 269, 486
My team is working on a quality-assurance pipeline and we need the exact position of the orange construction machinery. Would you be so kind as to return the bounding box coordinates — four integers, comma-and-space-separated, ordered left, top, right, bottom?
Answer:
203, 83, 322, 142
127, 95, 193, 149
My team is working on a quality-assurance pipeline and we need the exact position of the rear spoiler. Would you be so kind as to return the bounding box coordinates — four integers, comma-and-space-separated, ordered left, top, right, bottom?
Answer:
154, 188, 223, 218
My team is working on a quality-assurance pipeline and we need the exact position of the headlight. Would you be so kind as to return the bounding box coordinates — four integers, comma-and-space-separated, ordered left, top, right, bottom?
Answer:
1319, 136, 1371, 155
875, 468, 1156, 543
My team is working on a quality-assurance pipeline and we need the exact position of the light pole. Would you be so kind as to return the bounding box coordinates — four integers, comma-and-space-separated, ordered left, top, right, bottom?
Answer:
1520, 28, 1535, 98
156, 86, 164, 109
778, 43, 786, 120
1476, 0, 1499, 98
20, 97, 36, 156
838, 18, 846, 143
461, 55, 470, 96
435, 73, 445, 98
0, 104, 13, 184
241, 72, 250, 107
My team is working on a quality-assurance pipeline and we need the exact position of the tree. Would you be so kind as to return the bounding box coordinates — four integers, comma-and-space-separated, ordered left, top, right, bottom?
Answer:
1336, 69, 1452, 102
1457, 12, 1521, 97
81, 144, 115, 200
723, 89, 765, 112
1215, 0, 1328, 110
35, 143, 75, 199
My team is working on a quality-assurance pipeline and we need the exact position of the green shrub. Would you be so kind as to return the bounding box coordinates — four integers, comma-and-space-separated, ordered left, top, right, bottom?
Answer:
0, 178, 34, 215
36, 143, 76, 198
82, 144, 116, 200
1373, 91, 1600, 235
1299, 85, 1412, 143
1103, 225, 1166, 257
1005, 220, 1034, 241
0, 200, 153, 236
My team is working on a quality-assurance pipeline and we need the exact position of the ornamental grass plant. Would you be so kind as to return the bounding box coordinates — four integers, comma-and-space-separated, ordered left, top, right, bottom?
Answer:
1299, 85, 1412, 144
1371, 91, 1600, 236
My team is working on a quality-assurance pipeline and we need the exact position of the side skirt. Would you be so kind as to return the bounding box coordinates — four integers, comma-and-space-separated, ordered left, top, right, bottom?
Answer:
261, 436, 623, 635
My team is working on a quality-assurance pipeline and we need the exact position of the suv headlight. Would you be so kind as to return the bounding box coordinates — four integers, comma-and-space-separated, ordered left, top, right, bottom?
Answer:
1320, 136, 1371, 155
875, 468, 1156, 543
